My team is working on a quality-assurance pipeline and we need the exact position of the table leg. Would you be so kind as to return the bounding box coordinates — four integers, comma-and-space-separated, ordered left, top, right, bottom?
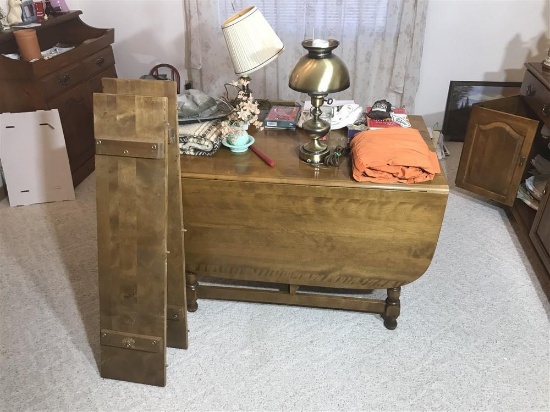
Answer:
382, 287, 401, 330
186, 271, 199, 312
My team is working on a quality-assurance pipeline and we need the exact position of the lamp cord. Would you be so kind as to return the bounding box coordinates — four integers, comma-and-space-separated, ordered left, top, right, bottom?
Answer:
323, 144, 350, 167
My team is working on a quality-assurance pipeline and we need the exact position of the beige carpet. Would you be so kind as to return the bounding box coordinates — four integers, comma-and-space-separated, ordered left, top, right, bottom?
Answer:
1, 142, 549, 411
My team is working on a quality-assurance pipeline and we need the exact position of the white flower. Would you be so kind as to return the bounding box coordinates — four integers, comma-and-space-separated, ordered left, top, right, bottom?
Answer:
221, 78, 264, 132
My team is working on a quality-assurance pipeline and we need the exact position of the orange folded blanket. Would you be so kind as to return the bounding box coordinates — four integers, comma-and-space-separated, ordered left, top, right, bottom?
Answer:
350, 128, 440, 183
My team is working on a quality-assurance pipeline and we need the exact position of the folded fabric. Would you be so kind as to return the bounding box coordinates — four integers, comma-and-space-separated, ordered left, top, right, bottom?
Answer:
350, 128, 440, 183
177, 89, 218, 117
179, 120, 222, 156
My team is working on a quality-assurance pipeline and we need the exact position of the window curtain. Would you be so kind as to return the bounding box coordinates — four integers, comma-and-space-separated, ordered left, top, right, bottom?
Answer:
183, 0, 427, 111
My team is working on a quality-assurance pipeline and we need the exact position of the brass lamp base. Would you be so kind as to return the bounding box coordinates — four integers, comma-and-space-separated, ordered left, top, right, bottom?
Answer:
299, 142, 330, 164
299, 95, 332, 164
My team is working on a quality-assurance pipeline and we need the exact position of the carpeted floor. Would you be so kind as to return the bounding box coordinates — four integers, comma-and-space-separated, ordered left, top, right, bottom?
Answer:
1, 141, 549, 411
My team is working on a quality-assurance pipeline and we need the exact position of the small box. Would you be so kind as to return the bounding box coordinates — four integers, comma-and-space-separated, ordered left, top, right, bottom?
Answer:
264, 105, 301, 129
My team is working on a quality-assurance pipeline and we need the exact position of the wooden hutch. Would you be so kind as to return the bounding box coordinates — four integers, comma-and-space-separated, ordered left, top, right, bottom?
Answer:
0, 11, 117, 186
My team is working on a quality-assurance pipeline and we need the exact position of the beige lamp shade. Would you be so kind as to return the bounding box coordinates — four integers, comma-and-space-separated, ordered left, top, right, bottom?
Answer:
222, 6, 284, 76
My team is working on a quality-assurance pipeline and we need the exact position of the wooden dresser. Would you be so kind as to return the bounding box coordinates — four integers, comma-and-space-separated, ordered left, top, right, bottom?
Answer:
456, 62, 550, 276
0, 11, 117, 186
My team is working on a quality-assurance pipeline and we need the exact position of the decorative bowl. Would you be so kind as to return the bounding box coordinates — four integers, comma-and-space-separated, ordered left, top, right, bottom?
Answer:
222, 136, 255, 153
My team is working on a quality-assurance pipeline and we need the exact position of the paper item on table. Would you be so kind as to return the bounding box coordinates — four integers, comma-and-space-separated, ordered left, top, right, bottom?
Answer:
300, 100, 362, 130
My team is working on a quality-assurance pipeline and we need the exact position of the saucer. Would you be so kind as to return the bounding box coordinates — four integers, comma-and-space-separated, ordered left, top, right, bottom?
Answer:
222, 136, 255, 153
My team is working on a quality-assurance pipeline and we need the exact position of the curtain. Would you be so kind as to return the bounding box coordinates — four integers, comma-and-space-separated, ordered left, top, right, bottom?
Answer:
184, 0, 427, 111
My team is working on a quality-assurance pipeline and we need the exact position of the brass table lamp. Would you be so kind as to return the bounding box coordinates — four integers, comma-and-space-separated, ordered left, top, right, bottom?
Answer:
289, 39, 350, 164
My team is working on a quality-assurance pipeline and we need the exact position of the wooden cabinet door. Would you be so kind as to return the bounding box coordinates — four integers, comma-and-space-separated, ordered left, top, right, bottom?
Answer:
456, 98, 539, 206
530, 180, 550, 273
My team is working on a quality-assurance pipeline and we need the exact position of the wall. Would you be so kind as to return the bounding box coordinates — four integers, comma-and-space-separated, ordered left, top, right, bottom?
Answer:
416, 0, 549, 129
1, 0, 549, 128
71, 0, 549, 130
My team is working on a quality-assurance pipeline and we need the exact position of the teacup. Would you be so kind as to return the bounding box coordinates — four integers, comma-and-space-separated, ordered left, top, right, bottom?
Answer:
227, 131, 249, 146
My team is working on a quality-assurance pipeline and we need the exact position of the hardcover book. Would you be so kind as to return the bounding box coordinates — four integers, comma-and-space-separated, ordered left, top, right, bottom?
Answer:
365, 107, 410, 129
264, 105, 301, 129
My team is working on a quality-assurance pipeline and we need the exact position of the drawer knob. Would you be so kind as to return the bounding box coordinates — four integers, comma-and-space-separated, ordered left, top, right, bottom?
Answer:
525, 84, 536, 96
59, 74, 71, 86
542, 103, 550, 116
95, 57, 105, 66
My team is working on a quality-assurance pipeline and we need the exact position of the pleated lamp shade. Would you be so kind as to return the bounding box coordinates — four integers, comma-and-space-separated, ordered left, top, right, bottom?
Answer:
222, 6, 284, 76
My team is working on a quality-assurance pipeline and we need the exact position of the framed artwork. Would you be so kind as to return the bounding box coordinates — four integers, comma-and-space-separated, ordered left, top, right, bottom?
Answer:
442, 81, 522, 141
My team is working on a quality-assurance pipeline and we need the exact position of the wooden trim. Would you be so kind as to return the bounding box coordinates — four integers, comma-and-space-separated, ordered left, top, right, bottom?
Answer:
198, 284, 387, 314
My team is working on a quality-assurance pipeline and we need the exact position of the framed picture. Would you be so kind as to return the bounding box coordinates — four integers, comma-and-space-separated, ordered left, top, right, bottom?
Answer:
442, 81, 522, 141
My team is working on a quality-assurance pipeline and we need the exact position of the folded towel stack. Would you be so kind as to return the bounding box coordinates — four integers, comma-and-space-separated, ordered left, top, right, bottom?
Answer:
178, 120, 222, 156
350, 128, 440, 183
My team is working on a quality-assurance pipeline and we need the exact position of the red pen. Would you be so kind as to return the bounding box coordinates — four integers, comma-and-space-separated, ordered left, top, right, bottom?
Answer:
250, 145, 275, 167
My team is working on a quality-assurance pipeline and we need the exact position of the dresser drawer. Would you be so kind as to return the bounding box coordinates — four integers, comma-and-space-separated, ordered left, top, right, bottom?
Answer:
40, 62, 88, 100
80, 47, 115, 78
521, 70, 550, 123
39, 48, 115, 101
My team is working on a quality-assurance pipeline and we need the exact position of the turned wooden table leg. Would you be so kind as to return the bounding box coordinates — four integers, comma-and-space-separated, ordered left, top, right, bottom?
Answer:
382, 287, 401, 330
186, 272, 199, 312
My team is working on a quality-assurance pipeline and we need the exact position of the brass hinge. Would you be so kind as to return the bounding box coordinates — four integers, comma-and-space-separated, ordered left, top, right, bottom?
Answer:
100, 329, 162, 352
95, 139, 164, 159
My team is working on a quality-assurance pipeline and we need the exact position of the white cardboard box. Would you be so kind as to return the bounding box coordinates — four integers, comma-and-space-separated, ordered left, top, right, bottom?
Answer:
0, 110, 75, 206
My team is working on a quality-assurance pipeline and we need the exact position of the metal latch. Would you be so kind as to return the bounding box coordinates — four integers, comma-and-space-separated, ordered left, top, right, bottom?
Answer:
100, 329, 162, 352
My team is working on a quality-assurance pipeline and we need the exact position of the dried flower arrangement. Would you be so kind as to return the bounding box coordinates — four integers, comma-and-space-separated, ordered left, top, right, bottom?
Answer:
220, 78, 264, 136
0, 7, 6, 30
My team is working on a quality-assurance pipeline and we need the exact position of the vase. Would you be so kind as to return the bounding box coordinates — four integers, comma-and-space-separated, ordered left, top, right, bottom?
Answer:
226, 124, 250, 147
13, 29, 41, 61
